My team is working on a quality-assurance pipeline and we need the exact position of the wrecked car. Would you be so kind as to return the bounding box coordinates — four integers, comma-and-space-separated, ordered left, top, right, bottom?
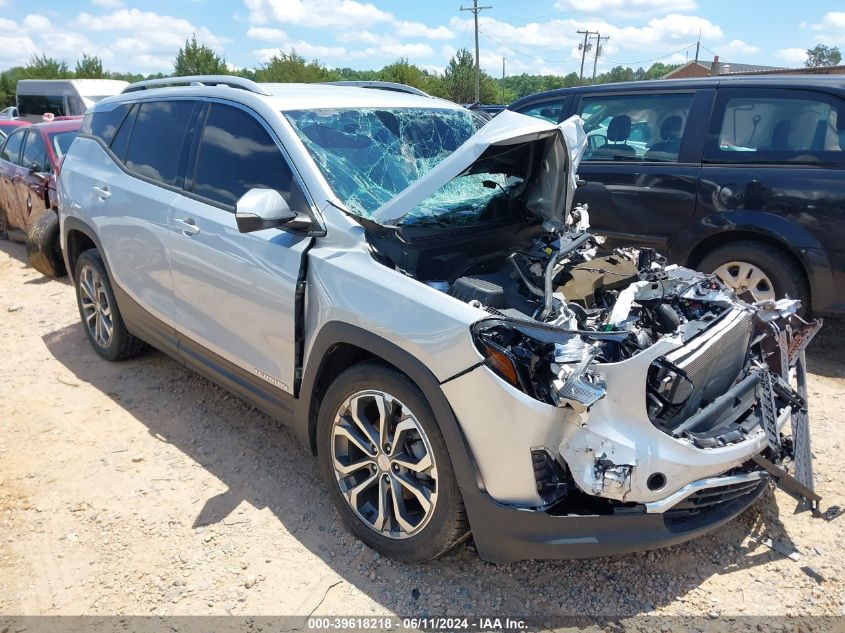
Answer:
59, 77, 821, 563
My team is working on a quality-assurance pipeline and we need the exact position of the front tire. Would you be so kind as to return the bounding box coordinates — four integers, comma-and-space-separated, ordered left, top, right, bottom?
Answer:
26, 211, 67, 277
317, 362, 468, 561
73, 249, 147, 361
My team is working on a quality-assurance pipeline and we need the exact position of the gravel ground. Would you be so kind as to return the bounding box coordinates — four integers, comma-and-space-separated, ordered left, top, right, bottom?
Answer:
1, 238, 844, 620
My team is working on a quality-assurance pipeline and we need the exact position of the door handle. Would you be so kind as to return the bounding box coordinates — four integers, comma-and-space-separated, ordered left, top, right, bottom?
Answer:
92, 185, 111, 199
175, 217, 200, 236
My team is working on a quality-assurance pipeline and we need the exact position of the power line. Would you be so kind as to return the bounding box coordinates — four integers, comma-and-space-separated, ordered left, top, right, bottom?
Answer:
460, 0, 492, 104
602, 43, 696, 67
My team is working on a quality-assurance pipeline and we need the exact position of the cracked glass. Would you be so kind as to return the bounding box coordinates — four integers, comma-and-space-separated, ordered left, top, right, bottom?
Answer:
285, 107, 482, 221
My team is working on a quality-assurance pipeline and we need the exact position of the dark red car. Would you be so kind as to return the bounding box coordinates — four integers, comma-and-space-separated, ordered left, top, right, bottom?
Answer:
0, 119, 31, 142
0, 117, 81, 276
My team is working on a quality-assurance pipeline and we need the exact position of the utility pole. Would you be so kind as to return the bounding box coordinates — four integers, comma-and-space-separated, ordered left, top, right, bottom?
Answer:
460, 0, 492, 104
694, 29, 701, 65
501, 57, 505, 103
592, 33, 609, 81
577, 30, 597, 85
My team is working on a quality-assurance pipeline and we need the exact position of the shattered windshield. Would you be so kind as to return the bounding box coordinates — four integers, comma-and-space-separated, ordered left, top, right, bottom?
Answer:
285, 107, 481, 221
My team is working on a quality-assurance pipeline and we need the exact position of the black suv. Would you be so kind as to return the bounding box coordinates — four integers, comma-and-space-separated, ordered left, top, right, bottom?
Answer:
510, 75, 845, 316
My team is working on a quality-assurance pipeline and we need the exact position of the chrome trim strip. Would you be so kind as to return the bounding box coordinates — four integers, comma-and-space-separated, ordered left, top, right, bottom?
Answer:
645, 470, 768, 514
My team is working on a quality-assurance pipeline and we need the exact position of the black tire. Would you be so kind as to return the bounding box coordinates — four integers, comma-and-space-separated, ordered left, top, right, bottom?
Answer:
26, 211, 67, 277
73, 248, 147, 361
697, 240, 809, 309
317, 362, 468, 561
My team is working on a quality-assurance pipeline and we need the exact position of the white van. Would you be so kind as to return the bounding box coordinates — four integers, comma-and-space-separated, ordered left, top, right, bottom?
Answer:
16, 79, 128, 121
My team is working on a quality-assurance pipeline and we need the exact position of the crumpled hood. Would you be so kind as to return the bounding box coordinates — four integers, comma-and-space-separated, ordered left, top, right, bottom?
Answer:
371, 110, 587, 226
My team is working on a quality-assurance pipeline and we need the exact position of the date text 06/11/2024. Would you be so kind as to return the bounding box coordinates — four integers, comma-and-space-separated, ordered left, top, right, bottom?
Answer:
306, 617, 528, 631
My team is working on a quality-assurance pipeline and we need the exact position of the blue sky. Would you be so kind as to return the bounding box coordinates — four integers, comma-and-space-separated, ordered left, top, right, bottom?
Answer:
1, 0, 844, 77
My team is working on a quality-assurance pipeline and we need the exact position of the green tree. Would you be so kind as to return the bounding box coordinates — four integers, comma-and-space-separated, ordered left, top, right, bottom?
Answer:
378, 58, 444, 95
23, 54, 70, 79
254, 49, 338, 83
442, 48, 497, 104
805, 44, 842, 68
174, 34, 228, 76
74, 53, 105, 79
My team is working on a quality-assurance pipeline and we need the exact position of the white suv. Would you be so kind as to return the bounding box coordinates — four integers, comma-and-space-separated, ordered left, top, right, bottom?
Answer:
57, 76, 821, 563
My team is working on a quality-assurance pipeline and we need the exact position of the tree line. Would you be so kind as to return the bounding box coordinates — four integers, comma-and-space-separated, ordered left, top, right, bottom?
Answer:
1, 35, 840, 108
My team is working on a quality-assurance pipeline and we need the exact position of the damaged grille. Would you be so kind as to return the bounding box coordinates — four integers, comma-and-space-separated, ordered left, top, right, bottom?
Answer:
664, 477, 767, 530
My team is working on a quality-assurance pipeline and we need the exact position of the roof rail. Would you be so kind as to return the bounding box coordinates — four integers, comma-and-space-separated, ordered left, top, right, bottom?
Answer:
122, 75, 272, 96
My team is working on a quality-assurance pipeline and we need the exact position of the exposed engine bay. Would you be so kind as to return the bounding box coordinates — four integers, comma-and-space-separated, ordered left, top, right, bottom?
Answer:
355, 111, 822, 512
364, 204, 821, 456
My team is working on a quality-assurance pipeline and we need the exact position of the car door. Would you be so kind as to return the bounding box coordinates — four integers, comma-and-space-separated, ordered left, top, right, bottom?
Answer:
0, 128, 28, 232
695, 87, 845, 312
17, 129, 50, 230
167, 100, 313, 398
84, 99, 200, 333
571, 89, 708, 252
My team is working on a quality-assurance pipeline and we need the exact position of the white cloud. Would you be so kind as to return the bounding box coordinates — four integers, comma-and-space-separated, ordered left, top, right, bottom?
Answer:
0, 36, 38, 65
722, 39, 759, 56
247, 26, 288, 42
247, 0, 391, 29
451, 13, 721, 55
361, 42, 434, 58
774, 48, 808, 66
22, 14, 52, 31
92, 0, 124, 7
254, 42, 348, 63
809, 12, 845, 45
244, 0, 452, 41
394, 21, 453, 41
554, 0, 697, 18
70, 8, 228, 72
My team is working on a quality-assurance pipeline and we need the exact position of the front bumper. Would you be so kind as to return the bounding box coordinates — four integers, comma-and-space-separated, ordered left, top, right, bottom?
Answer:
463, 471, 768, 563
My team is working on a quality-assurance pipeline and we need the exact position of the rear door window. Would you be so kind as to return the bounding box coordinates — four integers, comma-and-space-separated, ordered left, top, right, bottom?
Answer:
705, 89, 845, 164
124, 100, 197, 187
21, 131, 48, 172
190, 103, 308, 212
577, 92, 694, 162
1, 129, 26, 164
516, 97, 570, 123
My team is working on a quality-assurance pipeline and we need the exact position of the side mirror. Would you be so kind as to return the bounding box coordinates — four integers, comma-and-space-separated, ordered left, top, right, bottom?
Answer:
235, 188, 312, 233
28, 162, 39, 173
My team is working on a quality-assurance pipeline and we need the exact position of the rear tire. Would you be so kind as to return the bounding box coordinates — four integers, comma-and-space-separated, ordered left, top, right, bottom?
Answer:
317, 362, 468, 561
73, 248, 147, 361
698, 240, 809, 309
26, 211, 67, 277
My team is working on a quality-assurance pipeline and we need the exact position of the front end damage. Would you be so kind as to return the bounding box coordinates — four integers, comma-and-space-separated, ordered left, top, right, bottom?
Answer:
316, 108, 823, 558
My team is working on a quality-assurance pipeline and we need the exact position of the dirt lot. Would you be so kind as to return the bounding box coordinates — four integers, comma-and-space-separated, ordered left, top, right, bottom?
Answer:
1, 238, 844, 619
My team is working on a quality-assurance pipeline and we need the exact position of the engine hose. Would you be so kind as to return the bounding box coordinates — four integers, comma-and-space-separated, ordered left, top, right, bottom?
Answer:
541, 232, 594, 320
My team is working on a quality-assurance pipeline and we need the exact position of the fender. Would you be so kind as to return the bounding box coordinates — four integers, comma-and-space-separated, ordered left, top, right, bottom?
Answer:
61, 215, 109, 279
294, 321, 484, 499
668, 210, 839, 310
670, 209, 827, 263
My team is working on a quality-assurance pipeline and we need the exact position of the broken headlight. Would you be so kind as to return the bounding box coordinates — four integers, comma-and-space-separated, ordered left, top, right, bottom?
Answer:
471, 319, 608, 410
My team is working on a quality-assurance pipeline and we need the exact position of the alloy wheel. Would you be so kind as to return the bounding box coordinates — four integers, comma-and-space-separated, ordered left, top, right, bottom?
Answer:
79, 264, 114, 348
713, 260, 776, 303
330, 389, 438, 539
